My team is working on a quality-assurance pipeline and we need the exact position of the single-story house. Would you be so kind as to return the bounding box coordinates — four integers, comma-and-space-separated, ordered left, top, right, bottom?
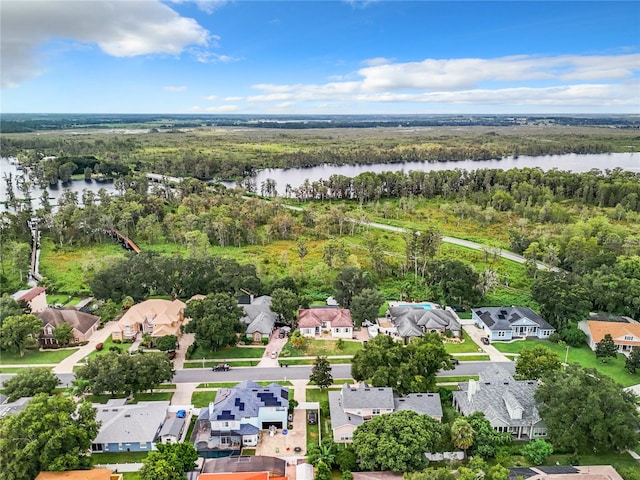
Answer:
473, 306, 555, 341
298, 307, 354, 339
578, 320, 640, 356
158, 416, 186, 444
240, 295, 277, 343
11, 286, 47, 312
35, 308, 100, 345
328, 383, 442, 443
194, 380, 289, 456
507, 466, 624, 480
200, 455, 287, 478
91, 399, 170, 453
36, 469, 123, 480
453, 365, 546, 439
112, 299, 186, 342
387, 304, 461, 341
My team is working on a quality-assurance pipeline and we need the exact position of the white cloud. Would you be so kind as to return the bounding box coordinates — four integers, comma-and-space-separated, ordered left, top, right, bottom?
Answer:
164, 85, 188, 92
205, 104, 240, 112
194, 51, 241, 63
1, 0, 209, 88
224, 96, 244, 101
202, 95, 219, 101
361, 57, 393, 67
169, 0, 227, 14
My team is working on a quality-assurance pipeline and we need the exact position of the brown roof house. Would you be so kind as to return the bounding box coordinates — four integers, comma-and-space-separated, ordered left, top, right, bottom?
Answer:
298, 307, 354, 339
112, 299, 186, 341
579, 319, 640, 356
11, 286, 47, 312
36, 308, 100, 345
36, 469, 122, 480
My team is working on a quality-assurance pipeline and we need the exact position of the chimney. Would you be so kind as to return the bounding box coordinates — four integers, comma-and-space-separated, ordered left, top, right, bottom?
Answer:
467, 379, 478, 402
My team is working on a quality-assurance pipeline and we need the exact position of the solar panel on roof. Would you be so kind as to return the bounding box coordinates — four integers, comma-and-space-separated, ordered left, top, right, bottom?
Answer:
508, 467, 536, 479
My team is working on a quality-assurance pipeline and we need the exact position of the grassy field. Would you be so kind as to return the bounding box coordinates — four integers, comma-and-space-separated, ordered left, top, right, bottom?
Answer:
189, 345, 266, 359
0, 347, 78, 365
492, 339, 639, 387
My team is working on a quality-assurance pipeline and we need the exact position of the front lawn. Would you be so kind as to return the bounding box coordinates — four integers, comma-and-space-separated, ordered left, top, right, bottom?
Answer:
0, 347, 79, 365
280, 357, 353, 366
444, 330, 483, 354
183, 360, 259, 368
90, 451, 148, 465
83, 336, 126, 362
129, 392, 174, 403
281, 338, 363, 357
189, 345, 265, 359
192, 391, 218, 408
492, 339, 639, 387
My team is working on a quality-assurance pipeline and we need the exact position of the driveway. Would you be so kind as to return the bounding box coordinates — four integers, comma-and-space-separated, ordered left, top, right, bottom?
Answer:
462, 324, 511, 362
52, 321, 120, 374
257, 328, 290, 367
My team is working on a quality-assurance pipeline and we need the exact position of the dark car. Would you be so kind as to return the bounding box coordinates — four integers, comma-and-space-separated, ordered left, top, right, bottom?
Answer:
212, 363, 230, 371
450, 357, 459, 366
481, 337, 490, 345
307, 410, 318, 425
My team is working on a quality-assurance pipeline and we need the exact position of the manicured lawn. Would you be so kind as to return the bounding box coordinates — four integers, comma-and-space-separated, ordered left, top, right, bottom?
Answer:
279, 357, 352, 366
444, 330, 483, 354
457, 354, 491, 361
0, 367, 52, 373
86, 394, 127, 403
189, 345, 265, 359
157, 384, 177, 389
123, 473, 141, 480
183, 360, 259, 368
545, 450, 637, 470
90, 451, 148, 465
196, 382, 239, 388
83, 336, 126, 361
0, 347, 79, 365
192, 391, 218, 408
436, 375, 479, 383
282, 338, 363, 357
130, 392, 174, 403
492, 339, 640, 387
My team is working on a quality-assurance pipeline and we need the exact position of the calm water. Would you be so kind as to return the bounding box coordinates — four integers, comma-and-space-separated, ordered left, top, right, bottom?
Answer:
2, 152, 638, 207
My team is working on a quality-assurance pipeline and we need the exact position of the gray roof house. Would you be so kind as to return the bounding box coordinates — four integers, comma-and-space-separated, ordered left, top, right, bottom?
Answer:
194, 380, 289, 455
0, 396, 32, 417
241, 296, 277, 342
328, 383, 442, 443
453, 365, 547, 440
473, 306, 554, 341
91, 399, 170, 453
388, 306, 461, 341
158, 416, 186, 444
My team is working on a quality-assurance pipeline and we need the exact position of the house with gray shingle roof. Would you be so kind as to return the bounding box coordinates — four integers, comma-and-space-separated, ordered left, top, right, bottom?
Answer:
91, 399, 170, 453
240, 296, 277, 343
194, 380, 289, 455
473, 306, 554, 341
452, 365, 547, 440
328, 383, 442, 443
387, 305, 461, 341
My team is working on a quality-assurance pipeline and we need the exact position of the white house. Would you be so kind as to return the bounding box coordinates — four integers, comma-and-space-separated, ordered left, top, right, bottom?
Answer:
297, 307, 354, 339
473, 306, 554, 341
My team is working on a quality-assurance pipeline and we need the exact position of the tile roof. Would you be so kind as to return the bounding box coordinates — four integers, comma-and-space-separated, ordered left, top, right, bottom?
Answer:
298, 308, 353, 328
585, 320, 640, 345
474, 306, 554, 332
36, 308, 100, 335
118, 299, 185, 327
35, 469, 118, 480
12, 286, 46, 302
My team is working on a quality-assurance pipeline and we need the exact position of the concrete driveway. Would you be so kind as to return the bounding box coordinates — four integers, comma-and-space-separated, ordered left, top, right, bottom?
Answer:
462, 324, 511, 362
53, 321, 120, 374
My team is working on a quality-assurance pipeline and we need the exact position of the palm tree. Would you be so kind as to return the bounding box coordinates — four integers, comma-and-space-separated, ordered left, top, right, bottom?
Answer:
450, 417, 474, 455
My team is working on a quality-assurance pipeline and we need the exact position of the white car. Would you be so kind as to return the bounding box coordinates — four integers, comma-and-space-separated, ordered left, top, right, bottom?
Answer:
270, 351, 278, 359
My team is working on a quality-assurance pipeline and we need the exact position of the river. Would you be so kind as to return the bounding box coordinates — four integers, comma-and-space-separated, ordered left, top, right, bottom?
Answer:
2, 152, 638, 207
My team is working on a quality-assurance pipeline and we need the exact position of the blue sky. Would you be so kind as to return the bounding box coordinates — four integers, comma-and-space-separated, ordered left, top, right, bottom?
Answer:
1, 0, 639, 114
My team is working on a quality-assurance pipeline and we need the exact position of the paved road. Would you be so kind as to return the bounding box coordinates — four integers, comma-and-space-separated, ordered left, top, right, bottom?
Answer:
0, 362, 514, 387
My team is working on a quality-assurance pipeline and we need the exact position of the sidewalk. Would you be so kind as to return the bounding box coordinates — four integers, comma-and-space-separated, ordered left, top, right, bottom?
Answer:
53, 321, 120, 374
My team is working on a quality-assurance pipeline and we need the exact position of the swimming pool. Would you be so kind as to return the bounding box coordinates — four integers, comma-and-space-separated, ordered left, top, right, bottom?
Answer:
391, 302, 437, 310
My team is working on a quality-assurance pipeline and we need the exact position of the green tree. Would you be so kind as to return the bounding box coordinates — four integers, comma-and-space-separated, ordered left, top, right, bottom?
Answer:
310, 356, 333, 390
53, 322, 74, 346
532, 272, 590, 331
0, 314, 42, 357
315, 461, 332, 480
521, 439, 553, 465
405, 469, 456, 480
351, 334, 452, 395
139, 453, 183, 480
184, 293, 244, 351
0, 296, 26, 327
561, 324, 588, 347
424, 259, 482, 306
270, 288, 300, 327
487, 464, 509, 480
535, 364, 640, 453
352, 410, 442, 472
349, 288, 384, 327
515, 345, 561, 380
333, 266, 374, 308
156, 334, 178, 352
0, 393, 99, 480
335, 445, 357, 473
625, 346, 640, 374
450, 417, 474, 455
595, 333, 618, 363
2, 367, 60, 402
467, 411, 512, 458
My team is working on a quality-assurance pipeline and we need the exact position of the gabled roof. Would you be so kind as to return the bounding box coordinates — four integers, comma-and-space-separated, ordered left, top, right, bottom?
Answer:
341, 383, 395, 410
93, 400, 169, 445
36, 308, 100, 334
246, 311, 276, 335
474, 307, 554, 332
240, 296, 274, 326
36, 470, 119, 480
158, 416, 185, 438
118, 299, 185, 327
388, 306, 461, 338
12, 286, 46, 302
585, 320, 640, 345
298, 308, 353, 328
209, 381, 289, 422
395, 393, 442, 418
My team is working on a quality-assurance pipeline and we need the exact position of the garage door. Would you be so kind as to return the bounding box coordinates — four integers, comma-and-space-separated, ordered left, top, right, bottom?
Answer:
262, 421, 283, 429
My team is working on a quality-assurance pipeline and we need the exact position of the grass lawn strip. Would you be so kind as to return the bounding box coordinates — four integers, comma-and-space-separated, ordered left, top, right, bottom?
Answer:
436, 375, 479, 383
0, 348, 79, 365
492, 339, 639, 387
189, 345, 265, 359
457, 354, 491, 361
0, 367, 53, 373
90, 451, 148, 465
183, 360, 259, 368
444, 330, 483, 354
192, 390, 218, 408
282, 338, 363, 357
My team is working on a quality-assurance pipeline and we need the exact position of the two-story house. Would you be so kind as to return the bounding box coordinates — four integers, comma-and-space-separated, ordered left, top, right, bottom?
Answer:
112, 299, 186, 342
11, 286, 47, 312
298, 307, 354, 339
473, 306, 555, 341
579, 319, 640, 356
193, 381, 289, 456
328, 383, 442, 443
240, 295, 277, 343
453, 365, 546, 439
36, 307, 100, 345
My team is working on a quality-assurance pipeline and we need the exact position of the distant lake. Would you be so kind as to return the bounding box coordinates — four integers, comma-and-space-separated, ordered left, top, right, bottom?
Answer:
223, 152, 639, 195
2, 152, 638, 208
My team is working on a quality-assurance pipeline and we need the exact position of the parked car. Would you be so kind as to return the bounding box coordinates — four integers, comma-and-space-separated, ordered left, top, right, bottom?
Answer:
167, 350, 177, 360
450, 357, 459, 365
212, 363, 230, 371
270, 351, 278, 359
278, 331, 286, 339
481, 337, 490, 345
307, 410, 317, 425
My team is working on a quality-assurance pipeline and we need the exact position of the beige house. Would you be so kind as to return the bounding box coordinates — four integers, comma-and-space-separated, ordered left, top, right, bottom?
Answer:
298, 307, 354, 339
36, 308, 100, 345
12, 286, 47, 312
579, 320, 640, 356
112, 299, 186, 341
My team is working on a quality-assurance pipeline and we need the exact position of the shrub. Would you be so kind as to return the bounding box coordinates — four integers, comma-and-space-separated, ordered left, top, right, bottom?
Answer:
261, 338, 269, 345
113, 339, 122, 344
561, 326, 587, 347
96, 343, 104, 351
521, 439, 553, 466
549, 332, 562, 343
